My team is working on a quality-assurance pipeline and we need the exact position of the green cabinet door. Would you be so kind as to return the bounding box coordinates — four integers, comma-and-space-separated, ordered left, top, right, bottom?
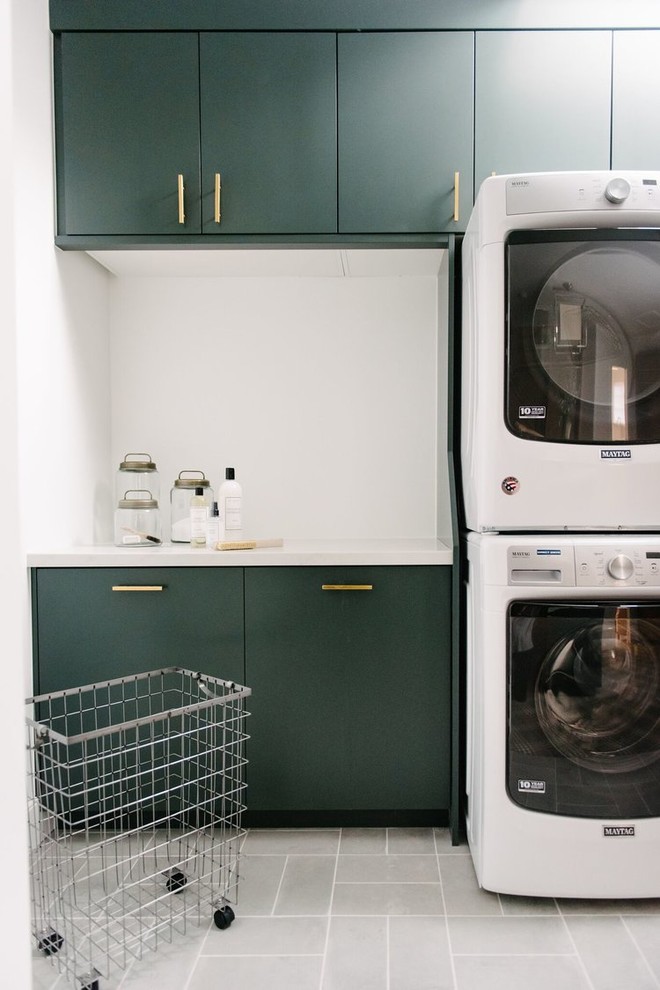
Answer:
200, 33, 337, 234
55, 33, 201, 235
244, 566, 451, 820
338, 32, 473, 233
612, 31, 660, 168
474, 31, 612, 194
32, 567, 245, 694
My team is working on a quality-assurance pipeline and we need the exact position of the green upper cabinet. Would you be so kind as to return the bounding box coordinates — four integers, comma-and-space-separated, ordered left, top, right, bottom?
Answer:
200, 33, 337, 234
54, 31, 337, 239
54, 32, 202, 236
474, 31, 612, 195
337, 32, 474, 233
612, 31, 660, 169
55, 27, 647, 243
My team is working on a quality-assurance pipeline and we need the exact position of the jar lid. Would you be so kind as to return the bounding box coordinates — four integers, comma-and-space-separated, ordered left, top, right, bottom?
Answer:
118, 489, 158, 509
173, 470, 211, 489
119, 453, 158, 472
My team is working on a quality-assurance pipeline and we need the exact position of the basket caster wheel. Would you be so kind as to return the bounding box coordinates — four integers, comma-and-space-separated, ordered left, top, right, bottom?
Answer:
213, 905, 235, 929
37, 929, 63, 955
166, 870, 188, 894
81, 981, 99, 990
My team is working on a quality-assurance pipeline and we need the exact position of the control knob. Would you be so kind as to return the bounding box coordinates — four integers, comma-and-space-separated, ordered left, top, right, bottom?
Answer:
607, 554, 634, 580
605, 178, 631, 204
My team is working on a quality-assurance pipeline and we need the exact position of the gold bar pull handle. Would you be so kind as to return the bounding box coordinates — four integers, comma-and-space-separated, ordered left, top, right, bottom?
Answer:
321, 584, 373, 592
214, 172, 222, 223
112, 585, 165, 592
453, 171, 460, 223
177, 173, 185, 224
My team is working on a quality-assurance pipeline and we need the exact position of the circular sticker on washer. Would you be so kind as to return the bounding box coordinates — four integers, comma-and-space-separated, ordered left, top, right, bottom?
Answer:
502, 476, 520, 495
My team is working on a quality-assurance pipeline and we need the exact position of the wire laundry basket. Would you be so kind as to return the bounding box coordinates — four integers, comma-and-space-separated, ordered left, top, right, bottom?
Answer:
26, 667, 251, 989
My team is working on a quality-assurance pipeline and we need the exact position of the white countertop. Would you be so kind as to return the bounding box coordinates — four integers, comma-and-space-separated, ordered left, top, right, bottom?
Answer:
27, 538, 453, 568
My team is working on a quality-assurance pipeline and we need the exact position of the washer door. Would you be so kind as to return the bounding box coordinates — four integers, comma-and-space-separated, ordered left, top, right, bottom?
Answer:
506, 231, 660, 444
508, 601, 660, 818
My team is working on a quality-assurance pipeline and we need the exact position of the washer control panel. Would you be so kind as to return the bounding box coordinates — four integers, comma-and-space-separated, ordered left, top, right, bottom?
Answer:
575, 547, 660, 587
507, 546, 576, 586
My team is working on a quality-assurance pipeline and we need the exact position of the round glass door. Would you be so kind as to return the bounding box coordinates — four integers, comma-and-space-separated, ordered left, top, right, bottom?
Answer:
535, 615, 660, 773
508, 601, 660, 818
506, 232, 660, 443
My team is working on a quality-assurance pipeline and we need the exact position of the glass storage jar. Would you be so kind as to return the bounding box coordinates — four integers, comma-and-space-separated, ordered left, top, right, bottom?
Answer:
114, 490, 161, 546
170, 471, 214, 543
115, 453, 160, 506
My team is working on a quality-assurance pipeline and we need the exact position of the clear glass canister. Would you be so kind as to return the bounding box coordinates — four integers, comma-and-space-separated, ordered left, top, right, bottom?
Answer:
115, 453, 160, 506
114, 490, 161, 547
170, 471, 214, 543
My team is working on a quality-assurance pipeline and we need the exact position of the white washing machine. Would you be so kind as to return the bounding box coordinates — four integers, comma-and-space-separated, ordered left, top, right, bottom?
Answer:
461, 170, 660, 533
466, 531, 660, 898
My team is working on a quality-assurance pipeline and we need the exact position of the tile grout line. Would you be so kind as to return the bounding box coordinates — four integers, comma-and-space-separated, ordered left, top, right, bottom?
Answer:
450, 951, 595, 959
270, 847, 289, 918
181, 917, 215, 990
434, 827, 459, 990
620, 915, 660, 989
555, 904, 598, 990
386, 914, 391, 990
317, 826, 341, 990
202, 952, 326, 958
385, 829, 392, 990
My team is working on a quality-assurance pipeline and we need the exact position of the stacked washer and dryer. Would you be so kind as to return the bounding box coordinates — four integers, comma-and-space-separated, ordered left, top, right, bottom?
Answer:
460, 171, 660, 898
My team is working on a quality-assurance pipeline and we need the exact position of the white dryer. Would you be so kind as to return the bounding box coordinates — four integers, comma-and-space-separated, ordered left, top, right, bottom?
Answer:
466, 531, 660, 897
461, 171, 660, 532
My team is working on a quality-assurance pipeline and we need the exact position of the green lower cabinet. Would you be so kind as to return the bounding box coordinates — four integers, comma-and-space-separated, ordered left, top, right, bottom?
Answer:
31, 567, 245, 694
244, 566, 451, 825
31, 564, 451, 827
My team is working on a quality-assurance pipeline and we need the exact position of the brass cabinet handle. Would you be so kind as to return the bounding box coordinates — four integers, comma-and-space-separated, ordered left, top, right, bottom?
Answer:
112, 585, 164, 592
453, 171, 460, 223
177, 173, 185, 224
215, 172, 222, 223
322, 584, 373, 591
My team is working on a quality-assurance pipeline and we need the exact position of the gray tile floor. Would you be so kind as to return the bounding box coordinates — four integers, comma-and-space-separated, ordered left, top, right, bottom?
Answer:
32, 828, 660, 990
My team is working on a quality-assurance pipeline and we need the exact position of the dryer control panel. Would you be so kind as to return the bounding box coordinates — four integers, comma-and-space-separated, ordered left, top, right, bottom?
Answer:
575, 546, 660, 587
506, 171, 660, 215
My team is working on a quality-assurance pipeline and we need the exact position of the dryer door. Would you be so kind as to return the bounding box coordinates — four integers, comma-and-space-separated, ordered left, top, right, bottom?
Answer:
506, 230, 660, 444
508, 600, 660, 818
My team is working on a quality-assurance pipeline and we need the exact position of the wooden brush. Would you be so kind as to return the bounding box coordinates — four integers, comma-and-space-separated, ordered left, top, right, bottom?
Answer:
215, 538, 283, 551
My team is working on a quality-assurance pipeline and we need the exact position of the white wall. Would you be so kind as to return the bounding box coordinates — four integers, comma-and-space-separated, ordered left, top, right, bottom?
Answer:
13, 5, 112, 555
17, 252, 112, 551
0, 0, 30, 981
109, 272, 445, 541
5, 0, 113, 981
436, 251, 452, 540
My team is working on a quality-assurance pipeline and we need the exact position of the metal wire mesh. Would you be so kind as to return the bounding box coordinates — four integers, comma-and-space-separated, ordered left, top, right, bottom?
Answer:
26, 667, 251, 989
